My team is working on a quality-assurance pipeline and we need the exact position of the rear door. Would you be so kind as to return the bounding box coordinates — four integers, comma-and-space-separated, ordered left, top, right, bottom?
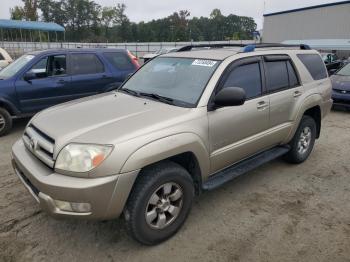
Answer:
15, 53, 71, 113
69, 52, 112, 96
263, 55, 303, 144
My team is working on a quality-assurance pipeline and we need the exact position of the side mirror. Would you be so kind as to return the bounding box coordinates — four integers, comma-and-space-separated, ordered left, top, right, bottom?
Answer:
214, 87, 246, 108
23, 71, 36, 82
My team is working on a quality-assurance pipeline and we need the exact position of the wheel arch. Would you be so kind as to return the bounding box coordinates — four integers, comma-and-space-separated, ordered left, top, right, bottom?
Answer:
0, 98, 18, 116
120, 133, 209, 195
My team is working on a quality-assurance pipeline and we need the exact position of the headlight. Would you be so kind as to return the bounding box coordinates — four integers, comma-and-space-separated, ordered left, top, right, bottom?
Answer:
55, 144, 113, 173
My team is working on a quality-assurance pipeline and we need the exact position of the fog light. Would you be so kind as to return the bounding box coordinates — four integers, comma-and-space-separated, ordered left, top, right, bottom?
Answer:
54, 200, 91, 213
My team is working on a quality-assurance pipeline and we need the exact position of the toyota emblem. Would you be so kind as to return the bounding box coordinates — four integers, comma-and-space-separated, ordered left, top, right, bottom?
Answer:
29, 138, 36, 150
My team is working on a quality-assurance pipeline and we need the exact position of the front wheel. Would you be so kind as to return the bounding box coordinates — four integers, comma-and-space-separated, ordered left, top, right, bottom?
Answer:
284, 115, 316, 164
0, 107, 12, 137
125, 161, 194, 245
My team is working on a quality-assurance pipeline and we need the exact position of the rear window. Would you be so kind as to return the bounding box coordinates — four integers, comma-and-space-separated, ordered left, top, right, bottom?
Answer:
71, 53, 104, 75
297, 54, 328, 80
103, 52, 135, 70
265, 61, 289, 92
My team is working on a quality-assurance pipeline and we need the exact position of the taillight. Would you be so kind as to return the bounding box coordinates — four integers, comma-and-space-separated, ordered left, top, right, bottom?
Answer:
127, 50, 140, 69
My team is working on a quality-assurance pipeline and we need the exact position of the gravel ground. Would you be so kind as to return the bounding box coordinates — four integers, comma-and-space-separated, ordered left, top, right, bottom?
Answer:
1, 110, 350, 262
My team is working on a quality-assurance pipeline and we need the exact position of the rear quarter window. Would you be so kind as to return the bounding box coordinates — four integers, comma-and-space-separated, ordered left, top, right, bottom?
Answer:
103, 52, 135, 70
297, 54, 328, 80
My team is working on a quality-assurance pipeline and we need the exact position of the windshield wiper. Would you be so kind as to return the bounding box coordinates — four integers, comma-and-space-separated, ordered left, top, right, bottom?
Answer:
139, 92, 175, 105
119, 88, 140, 97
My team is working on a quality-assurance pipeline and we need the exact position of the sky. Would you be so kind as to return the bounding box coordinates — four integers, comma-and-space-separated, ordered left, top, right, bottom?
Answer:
0, 0, 347, 29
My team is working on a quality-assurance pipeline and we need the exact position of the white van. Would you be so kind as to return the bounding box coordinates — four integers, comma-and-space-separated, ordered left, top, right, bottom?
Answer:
0, 48, 13, 70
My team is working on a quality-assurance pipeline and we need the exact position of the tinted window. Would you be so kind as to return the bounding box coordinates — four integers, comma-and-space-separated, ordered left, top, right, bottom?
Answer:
103, 52, 134, 70
0, 53, 4, 60
265, 61, 289, 92
223, 63, 262, 99
287, 61, 299, 87
297, 54, 327, 80
71, 54, 104, 75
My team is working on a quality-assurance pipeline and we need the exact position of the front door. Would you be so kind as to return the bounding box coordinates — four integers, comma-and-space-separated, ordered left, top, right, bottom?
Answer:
15, 53, 71, 113
208, 57, 271, 173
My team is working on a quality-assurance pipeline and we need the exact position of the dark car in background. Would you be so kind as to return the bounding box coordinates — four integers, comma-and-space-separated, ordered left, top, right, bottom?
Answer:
331, 63, 350, 110
0, 48, 140, 136
322, 53, 344, 75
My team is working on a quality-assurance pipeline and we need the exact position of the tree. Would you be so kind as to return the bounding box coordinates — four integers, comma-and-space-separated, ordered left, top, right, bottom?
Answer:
10, 6, 25, 20
9, 1, 257, 42
10, 0, 38, 21
23, 0, 38, 21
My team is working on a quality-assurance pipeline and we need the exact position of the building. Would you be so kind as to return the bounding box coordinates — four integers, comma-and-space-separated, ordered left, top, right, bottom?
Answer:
262, 1, 350, 43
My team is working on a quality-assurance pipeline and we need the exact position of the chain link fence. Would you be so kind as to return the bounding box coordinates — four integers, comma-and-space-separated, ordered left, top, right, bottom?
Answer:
1, 40, 255, 59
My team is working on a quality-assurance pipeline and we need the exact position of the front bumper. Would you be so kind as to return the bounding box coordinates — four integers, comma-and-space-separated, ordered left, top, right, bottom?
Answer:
332, 91, 350, 108
12, 139, 139, 220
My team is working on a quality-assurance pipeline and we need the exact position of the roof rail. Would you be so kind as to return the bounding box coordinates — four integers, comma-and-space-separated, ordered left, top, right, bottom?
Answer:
177, 44, 246, 52
177, 43, 311, 53
247, 43, 312, 51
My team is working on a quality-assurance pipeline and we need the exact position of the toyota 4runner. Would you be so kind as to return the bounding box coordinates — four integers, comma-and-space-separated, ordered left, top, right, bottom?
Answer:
12, 44, 332, 245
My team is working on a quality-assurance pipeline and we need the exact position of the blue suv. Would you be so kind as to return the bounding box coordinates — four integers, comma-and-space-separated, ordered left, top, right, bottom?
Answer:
0, 48, 140, 136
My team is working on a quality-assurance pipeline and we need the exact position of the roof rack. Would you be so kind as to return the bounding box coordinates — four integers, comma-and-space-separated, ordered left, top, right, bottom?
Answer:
177, 43, 311, 53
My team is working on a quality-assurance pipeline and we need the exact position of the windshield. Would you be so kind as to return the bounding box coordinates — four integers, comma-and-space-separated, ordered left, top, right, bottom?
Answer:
336, 64, 350, 76
0, 55, 35, 79
120, 57, 220, 107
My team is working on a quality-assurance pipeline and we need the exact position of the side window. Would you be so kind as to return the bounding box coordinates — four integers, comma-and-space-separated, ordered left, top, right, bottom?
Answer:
49, 55, 67, 76
30, 57, 48, 78
0, 53, 5, 60
28, 55, 66, 79
103, 52, 134, 70
297, 54, 328, 80
265, 61, 289, 92
287, 61, 299, 87
222, 62, 262, 99
71, 53, 104, 75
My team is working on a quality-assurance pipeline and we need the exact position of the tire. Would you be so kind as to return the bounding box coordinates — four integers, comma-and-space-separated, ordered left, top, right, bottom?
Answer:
0, 107, 12, 137
124, 161, 194, 245
284, 115, 316, 164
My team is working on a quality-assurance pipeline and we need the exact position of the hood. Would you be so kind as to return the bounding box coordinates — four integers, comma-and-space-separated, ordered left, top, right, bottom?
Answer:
31, 92, 191, 150
331, 74, 350, 91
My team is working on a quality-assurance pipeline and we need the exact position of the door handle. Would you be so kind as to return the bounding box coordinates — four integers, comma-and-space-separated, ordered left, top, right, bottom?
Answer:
257, 101, 269, 110
293, 91, 303, 98
57, 79, 66, 83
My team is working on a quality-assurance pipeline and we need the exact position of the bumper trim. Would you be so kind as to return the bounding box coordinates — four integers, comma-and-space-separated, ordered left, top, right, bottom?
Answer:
12, 159, 40, 203
12, 139, 140, 220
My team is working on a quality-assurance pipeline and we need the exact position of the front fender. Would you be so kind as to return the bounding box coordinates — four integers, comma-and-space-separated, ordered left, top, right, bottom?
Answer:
120, 133, 210, 178
0, 97, 20, 115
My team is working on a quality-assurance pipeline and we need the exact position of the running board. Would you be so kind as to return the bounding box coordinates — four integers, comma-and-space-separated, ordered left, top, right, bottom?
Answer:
203, 146, 290, 191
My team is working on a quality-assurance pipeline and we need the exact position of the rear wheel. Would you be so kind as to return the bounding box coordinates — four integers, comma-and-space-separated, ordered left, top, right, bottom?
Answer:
125, 161, 194, 245
0, 107, 12, 137
284, 115, 316, 164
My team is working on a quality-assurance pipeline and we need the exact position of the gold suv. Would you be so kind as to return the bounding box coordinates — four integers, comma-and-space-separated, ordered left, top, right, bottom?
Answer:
12, 44, 332, 245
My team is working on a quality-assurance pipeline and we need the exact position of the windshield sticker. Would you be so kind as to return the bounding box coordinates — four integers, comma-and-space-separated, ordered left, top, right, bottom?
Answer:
192, 59, 217, 67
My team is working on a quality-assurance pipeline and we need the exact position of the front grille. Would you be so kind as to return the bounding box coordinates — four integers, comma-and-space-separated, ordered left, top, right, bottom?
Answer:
23, 124, 55, 168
